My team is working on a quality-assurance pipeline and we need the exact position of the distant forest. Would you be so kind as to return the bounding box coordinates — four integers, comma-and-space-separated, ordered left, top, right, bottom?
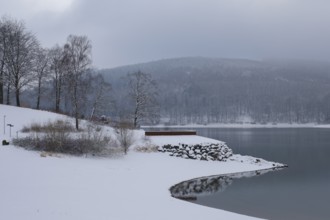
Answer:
101, 57, 330, 125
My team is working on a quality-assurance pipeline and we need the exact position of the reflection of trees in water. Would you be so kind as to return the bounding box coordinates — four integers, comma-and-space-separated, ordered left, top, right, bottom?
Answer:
170, 168, 281, 201
170, 176, 232, 200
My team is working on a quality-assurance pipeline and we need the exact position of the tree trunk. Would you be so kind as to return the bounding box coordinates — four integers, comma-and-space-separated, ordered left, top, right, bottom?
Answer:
15, 88, 20, 107
55, 75, 59, 112
36, 78, 41, 109
14, 74, 20, 106
55, 94, 59, 112
75, 114, 79, 130
55, 76, 62, 113
0, 60, 4, 104
90, 107, 95, 120
6, 82, 10, 105
0, 75, 3, 104
74, 84, 79, 130
134, 106, 138, 128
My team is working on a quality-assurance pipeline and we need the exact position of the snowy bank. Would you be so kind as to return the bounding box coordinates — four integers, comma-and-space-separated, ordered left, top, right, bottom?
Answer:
0, 104, 285, 220
0, 146, 283, 220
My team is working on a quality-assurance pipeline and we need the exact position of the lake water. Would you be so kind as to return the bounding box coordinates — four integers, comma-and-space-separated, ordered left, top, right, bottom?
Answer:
157, 128, 330, 220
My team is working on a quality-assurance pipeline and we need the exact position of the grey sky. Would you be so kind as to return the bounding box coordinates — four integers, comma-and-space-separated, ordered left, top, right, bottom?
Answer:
1, 0, 330, 68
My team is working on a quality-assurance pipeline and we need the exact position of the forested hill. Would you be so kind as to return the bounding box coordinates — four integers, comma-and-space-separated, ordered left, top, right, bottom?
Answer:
100, 57, 330, 125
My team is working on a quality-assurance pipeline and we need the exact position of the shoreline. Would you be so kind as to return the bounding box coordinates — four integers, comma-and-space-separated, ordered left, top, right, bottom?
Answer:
142, 123, 330, 129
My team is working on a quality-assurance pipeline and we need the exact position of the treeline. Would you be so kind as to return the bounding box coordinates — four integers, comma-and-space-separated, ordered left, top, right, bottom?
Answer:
101, 57, 330, 125
1, 17, 160, 128
0, 17, 111, 129
3, 17, 330, 126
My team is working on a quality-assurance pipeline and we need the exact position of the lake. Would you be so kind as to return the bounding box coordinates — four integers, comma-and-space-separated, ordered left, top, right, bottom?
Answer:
148, 127, 330, 220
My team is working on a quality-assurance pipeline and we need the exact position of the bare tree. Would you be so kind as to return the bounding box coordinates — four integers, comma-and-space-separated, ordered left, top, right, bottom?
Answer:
34, 47, 50, 109
64, 35, 92, 130
89, 74, 112, 119
1, 18, 39, 106
49, 45, 68, 112
127, 71, 159, 128
0, 16, 13, 104
0, 17, 8, 104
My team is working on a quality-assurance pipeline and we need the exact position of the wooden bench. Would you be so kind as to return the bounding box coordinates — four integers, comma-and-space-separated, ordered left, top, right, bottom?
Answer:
145, 130, 196, 136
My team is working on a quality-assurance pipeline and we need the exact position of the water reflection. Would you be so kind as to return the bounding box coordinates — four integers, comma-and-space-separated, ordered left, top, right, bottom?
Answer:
162, 128, 330, 219
170, 168, 283, 201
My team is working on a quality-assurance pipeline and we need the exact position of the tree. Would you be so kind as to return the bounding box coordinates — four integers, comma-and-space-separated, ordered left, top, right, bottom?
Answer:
1, 18, 39, 106
127, 71, 159, 128
89, 74, 112, 119
64, 35, 92, 130
0, 16, 13, 105
34, 47, 50, 109
49, 45, 68, 112
0, 17, 8, 104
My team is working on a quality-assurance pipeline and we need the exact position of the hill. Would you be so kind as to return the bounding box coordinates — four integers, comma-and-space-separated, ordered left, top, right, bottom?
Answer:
100, 57, 330, 125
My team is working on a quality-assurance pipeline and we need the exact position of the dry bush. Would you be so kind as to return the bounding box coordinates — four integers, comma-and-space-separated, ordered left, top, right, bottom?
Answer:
115, 121, 134, 154
77, 124, 114, 154
14, 121, 114, 156
21, 120, 74, 133
134, 144, 158, 153
21, 123, 42, 133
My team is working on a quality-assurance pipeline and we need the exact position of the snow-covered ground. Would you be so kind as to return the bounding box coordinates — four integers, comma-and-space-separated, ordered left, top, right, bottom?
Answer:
0, 104, 285, 220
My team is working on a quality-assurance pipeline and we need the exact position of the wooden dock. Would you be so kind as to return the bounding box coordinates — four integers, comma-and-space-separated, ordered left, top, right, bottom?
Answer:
145, 130, 197, 136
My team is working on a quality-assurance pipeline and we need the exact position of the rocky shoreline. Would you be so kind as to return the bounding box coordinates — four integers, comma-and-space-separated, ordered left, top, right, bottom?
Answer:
158, 142, 233, 161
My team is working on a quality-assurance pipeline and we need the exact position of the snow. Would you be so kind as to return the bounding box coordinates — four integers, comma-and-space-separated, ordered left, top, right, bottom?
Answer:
0, 104, 285, 220
147, 135, 224, 146
1, 105, 69, 131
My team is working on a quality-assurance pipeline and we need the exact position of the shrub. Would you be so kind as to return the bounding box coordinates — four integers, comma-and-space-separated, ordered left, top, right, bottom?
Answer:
14, 121, 114, 156
21, 120, 74, 133
77, 124, 114, 154
134, 144, 158, 153
115, 121, 134, 154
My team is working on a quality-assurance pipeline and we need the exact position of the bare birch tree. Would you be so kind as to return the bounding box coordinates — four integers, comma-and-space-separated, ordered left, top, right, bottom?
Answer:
64, 35, 92, 130
34, 47, 50, 109
49, 45, 68, 112
89, 74, 112, 119
127, 71, 159, 128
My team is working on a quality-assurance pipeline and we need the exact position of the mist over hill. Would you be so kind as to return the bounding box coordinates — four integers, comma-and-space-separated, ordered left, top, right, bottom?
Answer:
100, 57, 330, 125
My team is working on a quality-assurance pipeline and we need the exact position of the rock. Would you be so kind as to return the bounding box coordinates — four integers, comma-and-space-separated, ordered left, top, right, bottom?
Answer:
2, 140, 9, 145
158, 142, 233, 162
201, 156, 207, 161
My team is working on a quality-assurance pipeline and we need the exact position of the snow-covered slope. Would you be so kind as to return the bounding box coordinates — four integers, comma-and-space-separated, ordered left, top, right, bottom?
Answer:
0, 104, 283, 220
0, 105, 70, 140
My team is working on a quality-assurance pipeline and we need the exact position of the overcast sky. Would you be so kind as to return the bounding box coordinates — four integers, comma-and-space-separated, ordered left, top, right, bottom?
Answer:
1, 0, 330, 68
